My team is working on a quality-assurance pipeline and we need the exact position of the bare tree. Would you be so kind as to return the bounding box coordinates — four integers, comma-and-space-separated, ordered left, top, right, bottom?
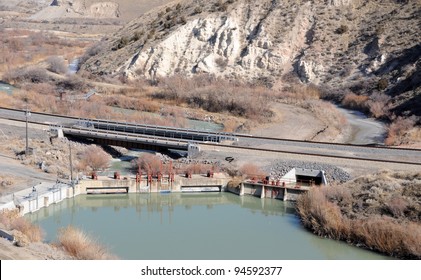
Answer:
47, 56, 68, 74
133, 153, 162, 173
81, 146, 111, 171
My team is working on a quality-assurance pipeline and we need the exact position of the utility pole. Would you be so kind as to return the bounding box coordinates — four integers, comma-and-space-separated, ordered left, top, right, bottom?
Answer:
69, 141, 73, 185
25, 106, 31, 155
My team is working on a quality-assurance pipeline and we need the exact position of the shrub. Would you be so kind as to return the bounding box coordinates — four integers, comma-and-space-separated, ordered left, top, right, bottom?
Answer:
80, 146, 111, 171
154, 74, 273, 121
56, 75, 85, 92
117, 36, 129, 49
0, 210, 44, 242
79, 42, 105, 65
297, 188, 350, 239
378, 78, 389, 90
351, 216, 421, 258
3, 67, 49, 84
239, 163, 265, 179
336, 24, 349, 34
46, 56, 67, 74
184, 163, 209, 174
10, 217, 44, 242
132, 31, 143, 41
133, 153, 162, 174
297, 173, 421, 259
341, 92, 369, 111
385, 116, 417, 145
57, 226, 115, 260
367, 92, 391, 118
179, 16, 187, 25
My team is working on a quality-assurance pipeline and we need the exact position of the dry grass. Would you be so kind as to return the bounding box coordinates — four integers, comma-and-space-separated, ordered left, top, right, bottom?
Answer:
183, 163, 215, 174
296, 187, 350, 240
385, 116, 418, 146
239, 163, 266, 179
0, 29, 87, 76
297, 171, 421, 259
0, 174, 15, 187
57, 226, 116, 260
153, 74, 274, 122
341, 92, 369, 111
0, 210, 44, 243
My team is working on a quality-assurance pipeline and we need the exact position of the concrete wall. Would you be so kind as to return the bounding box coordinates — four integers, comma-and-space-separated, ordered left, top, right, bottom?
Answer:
14, 186, 76, 215
239, 183, 308, 201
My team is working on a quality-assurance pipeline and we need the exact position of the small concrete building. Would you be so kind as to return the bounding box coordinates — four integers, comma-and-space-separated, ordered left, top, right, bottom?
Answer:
281, 168, 328, 186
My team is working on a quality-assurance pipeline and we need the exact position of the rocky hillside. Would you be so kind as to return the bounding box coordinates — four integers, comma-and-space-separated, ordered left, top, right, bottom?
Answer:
0, 1, 173, 21
79, 0, 420, 119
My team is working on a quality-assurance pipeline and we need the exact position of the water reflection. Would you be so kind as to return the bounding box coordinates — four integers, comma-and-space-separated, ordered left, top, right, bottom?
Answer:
27, 193, 391, 260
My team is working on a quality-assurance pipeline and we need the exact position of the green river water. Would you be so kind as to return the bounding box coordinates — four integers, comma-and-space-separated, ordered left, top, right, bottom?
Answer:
26, 193, 390, 260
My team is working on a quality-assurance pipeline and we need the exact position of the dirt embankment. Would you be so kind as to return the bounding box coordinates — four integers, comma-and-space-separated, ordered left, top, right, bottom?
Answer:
297, 170, 421, 259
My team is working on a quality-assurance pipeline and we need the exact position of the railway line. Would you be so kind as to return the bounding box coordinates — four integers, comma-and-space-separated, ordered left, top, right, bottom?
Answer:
0, 107, 420, 166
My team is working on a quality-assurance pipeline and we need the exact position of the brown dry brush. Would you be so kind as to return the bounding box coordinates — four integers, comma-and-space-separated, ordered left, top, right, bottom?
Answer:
239, 163, 266, 179
57, 226, 116, 260
296, 173, 421, 259
0, 210, 44, 243
80, 146, 111, 171
153, 74, 274, 121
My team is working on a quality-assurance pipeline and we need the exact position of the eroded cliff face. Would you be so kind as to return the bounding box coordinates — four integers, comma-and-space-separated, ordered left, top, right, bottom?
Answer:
81, 0, 420, 102
125, 1, 316, 82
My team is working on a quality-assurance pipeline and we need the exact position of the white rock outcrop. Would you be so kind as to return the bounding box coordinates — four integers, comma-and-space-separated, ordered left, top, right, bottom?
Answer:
124, 1, 315, 82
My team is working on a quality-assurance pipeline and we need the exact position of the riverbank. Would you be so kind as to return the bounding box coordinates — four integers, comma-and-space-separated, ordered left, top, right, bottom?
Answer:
296, 170, 421, 259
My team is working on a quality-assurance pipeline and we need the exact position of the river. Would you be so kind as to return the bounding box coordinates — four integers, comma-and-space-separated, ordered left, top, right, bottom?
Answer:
0, 81, 15, 95
26, 193, 390, 260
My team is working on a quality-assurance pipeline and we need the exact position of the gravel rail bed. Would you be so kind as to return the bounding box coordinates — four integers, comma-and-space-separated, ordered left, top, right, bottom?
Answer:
266, 160, 351, 183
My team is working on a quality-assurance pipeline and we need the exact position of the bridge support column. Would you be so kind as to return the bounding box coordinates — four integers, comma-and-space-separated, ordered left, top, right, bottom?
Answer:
261, 186, 265, 199
239, 183, 244, 196
283, 188, 288, 201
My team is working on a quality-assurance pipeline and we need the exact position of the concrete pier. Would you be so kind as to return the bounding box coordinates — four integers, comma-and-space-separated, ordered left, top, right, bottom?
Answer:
227, 181, 309, 201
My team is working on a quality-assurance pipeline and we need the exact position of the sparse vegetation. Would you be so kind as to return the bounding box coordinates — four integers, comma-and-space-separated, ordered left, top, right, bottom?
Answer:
385, 116, 417, 146
3, 67, 50, 85
0, 210, 44, 243
57, 226, 115, 260
336, 24, 349, 34
378, 78, 389, 91
297, 171, 421, 259
153, 74, 273, 122
46, 56, 68, 74
239, 163, 265, 179
117, 36, 129, 49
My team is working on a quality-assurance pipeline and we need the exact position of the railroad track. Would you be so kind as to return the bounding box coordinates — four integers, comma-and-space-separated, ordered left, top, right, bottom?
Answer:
1, 107, 420, 166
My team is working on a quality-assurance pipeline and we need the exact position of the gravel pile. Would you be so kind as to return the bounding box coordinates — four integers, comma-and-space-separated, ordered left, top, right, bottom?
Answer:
266, 160, 351, 183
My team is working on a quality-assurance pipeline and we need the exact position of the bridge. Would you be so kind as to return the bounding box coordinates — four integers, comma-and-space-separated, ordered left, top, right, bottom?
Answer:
52, 126, 194, 153
0, 107, 238, 153
75, 119, 238, 143
1, 107, 421, 169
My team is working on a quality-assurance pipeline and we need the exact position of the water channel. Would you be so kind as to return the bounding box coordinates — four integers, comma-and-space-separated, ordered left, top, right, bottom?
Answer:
26, 193, 390, 260
0, 81, 15, 95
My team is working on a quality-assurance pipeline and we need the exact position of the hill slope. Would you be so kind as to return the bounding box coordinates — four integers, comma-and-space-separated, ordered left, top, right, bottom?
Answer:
80, 0, 421, 118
